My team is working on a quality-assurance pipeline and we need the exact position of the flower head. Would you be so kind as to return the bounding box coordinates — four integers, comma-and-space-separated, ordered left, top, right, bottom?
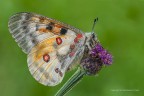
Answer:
81, 43, 113, 75
91, 43, 113, 65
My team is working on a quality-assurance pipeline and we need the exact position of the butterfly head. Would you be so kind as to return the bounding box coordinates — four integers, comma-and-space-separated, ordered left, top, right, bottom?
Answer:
84, 32, 97, 49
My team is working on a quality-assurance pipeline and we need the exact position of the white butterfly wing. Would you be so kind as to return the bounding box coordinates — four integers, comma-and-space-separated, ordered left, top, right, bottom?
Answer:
8, 12, 85, 86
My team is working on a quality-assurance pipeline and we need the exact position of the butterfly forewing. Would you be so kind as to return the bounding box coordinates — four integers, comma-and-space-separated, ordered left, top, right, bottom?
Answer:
8, 12, 86, 86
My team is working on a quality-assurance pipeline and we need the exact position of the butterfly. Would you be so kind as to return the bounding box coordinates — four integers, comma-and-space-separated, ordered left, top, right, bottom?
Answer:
8, 12, 107, 86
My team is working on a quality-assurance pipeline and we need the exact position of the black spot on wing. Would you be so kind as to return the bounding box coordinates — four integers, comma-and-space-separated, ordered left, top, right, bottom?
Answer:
31, 39, 37, 44
35, 24, 39, 31
60, 28, 67, 35
49, 22, 55, 25
22, 26, 27, 30
46, 24, 53, 30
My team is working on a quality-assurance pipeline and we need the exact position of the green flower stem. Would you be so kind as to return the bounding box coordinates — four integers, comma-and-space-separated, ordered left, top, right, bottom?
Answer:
55, 67, 86, 96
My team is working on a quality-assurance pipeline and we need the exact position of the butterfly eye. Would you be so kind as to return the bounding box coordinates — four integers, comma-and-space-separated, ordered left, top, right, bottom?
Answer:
92, 33, 95, 39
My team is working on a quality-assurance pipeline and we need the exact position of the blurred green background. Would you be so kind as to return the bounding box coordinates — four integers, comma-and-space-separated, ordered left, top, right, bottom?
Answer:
0, 0, 144, 96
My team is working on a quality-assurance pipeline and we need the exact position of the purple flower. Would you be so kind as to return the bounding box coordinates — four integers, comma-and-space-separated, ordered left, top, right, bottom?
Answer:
81, 57, 102, 75
95, 43, 103, 52
91, 43, 113, 65
80, 43, 113, 75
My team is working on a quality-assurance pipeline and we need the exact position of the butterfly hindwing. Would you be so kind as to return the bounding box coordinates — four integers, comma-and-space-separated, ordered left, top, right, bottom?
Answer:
8, 12, 85, 86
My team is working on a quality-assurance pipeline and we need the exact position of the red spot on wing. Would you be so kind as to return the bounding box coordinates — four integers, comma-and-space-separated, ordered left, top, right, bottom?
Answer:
70, 44, 75, 49
74, 34, 83, 43
74, 38, 78, 43
77, 34, 83, 38
59, 71, 63, 77
69, 52, 75, 57
55, 68, 59, 73
56, 37, 62, 45
43, 54, 50, 62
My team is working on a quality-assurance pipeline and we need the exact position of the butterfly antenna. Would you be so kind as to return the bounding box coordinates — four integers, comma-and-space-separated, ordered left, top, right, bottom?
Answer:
91, 17, 98, 34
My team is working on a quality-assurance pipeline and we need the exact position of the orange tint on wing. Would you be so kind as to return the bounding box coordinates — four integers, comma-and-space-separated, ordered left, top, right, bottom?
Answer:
30, 35, 63, 61
53, 24, 64, 34
31, 17, 41, 22
38, 28, 49, 33
31, 16, 50, 24
31, 16, 65, 35
53, 27, 61, 34
38, 25, 63, 34
31, 38, 56, 61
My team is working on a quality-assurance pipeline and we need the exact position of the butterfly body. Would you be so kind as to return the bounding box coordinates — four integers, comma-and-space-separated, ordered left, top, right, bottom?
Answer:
8, 12, 97, 86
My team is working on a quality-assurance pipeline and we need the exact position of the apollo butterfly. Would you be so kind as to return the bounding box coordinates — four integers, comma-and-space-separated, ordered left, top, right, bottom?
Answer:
8, 12, 112, 87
